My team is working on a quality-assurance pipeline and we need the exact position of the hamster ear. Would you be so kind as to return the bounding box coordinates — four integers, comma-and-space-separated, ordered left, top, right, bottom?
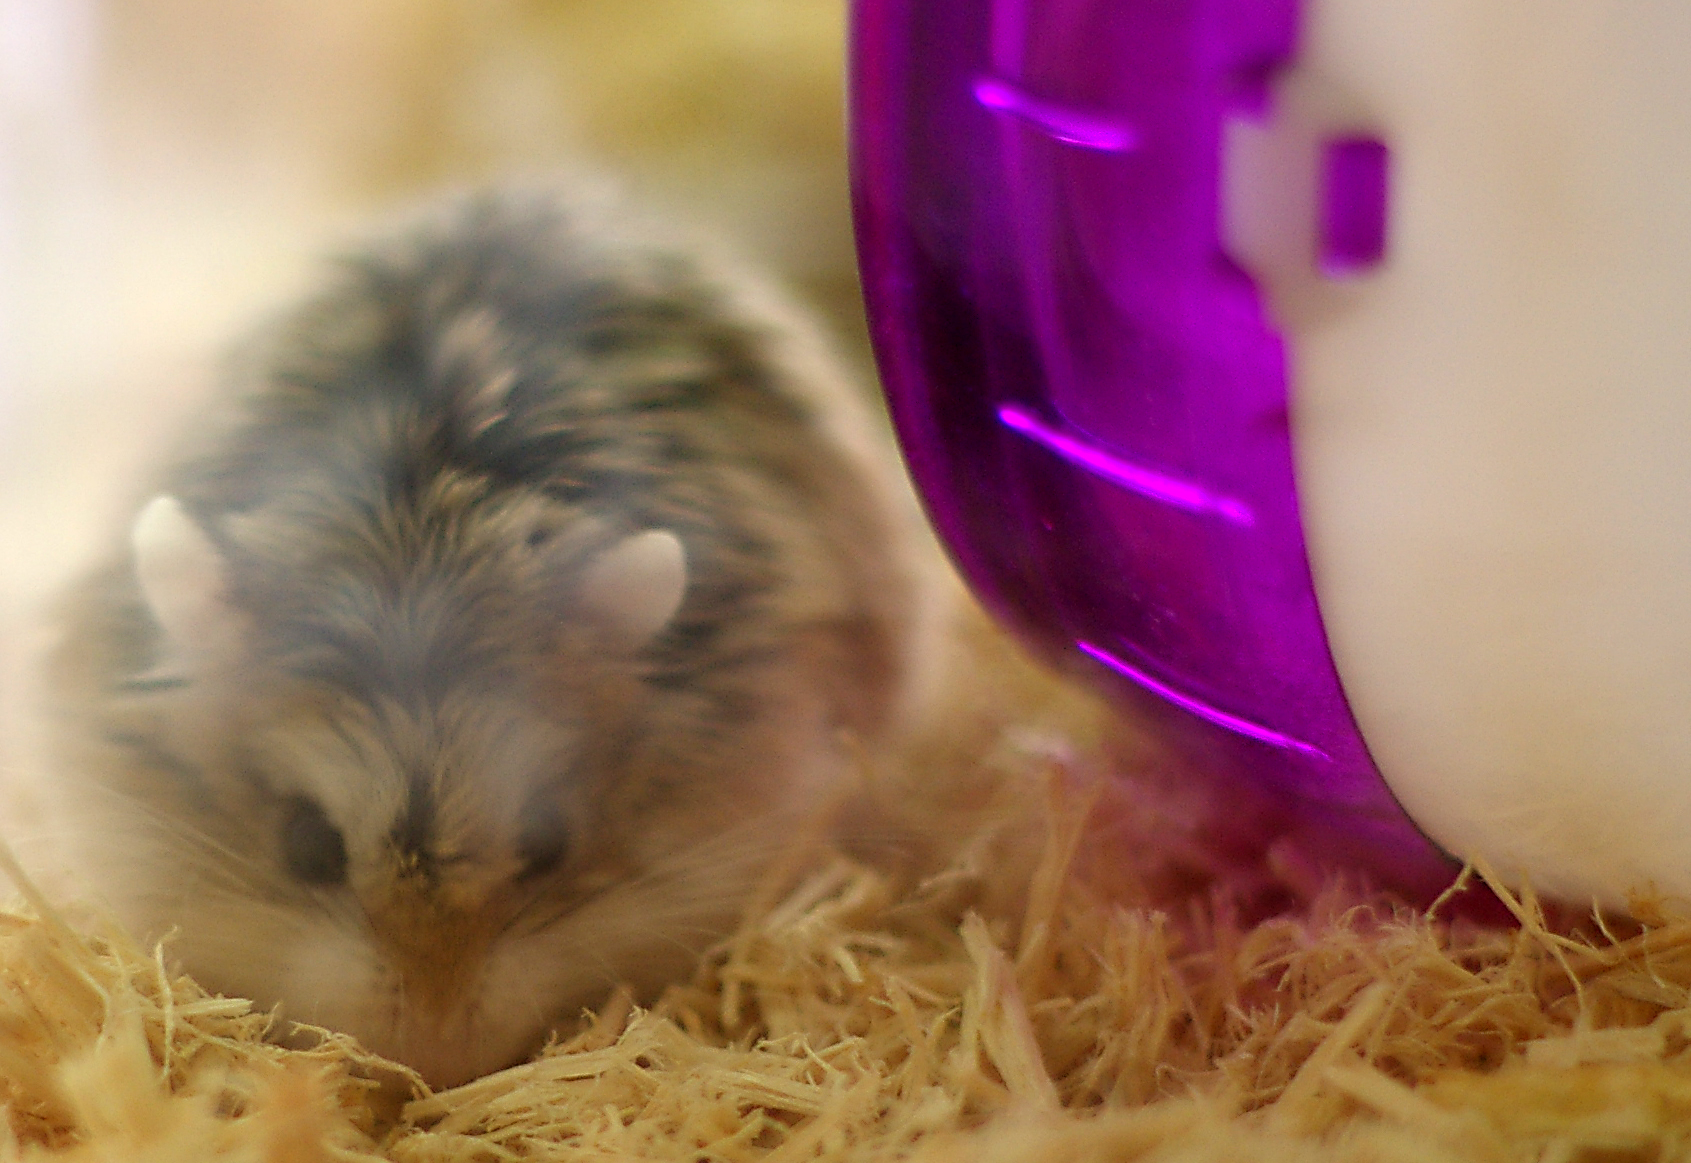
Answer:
131, 495, 238, 665
575, 529, 687, 649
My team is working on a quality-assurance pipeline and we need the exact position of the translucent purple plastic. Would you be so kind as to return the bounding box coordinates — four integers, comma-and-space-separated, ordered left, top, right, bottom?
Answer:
849, 0, 1455, 893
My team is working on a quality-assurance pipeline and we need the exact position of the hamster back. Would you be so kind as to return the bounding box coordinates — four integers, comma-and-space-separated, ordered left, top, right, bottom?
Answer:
43, 190, 936, 1087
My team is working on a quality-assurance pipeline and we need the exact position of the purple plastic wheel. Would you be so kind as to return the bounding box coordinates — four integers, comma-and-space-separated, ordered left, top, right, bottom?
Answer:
849, 0, 1455, 894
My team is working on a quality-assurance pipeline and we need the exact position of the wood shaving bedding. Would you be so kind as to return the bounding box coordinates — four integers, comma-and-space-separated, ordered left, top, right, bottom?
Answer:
3, 742, 1690, 1160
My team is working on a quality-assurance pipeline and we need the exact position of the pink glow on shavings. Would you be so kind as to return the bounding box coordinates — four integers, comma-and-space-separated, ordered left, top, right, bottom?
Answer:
998, 404, 1255, 526
1078, 641, 1328, 758
972, 76, 1140, 152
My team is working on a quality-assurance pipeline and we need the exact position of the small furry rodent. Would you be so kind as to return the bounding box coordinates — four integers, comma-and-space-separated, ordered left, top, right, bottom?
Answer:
42, 189, 940, 1087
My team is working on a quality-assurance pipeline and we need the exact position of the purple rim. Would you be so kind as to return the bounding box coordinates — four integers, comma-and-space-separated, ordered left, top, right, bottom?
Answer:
849, 0, 1457, 897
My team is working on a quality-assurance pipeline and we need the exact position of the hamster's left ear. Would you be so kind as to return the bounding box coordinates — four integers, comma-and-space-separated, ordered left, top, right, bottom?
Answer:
130, 495, 241, 667
575, 529, 687, 649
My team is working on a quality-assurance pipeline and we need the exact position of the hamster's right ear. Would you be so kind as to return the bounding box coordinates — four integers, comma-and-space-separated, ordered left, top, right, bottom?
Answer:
131, 495, 241, 667
575, 529, 687, 650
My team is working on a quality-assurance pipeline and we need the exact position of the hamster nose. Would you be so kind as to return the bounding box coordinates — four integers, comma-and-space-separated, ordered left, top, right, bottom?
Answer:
367, 901, 494, 1003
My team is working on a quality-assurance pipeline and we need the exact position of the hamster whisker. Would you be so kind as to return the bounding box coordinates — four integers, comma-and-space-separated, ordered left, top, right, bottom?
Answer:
76, 783, 298, 904
505, 812, 803, 940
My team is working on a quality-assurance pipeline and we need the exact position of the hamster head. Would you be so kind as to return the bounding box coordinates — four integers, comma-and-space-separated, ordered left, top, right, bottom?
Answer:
84, 482, 810, 1088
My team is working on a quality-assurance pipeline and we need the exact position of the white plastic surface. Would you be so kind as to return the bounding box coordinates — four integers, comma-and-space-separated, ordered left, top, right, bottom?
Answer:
1228, 1, 1691, 905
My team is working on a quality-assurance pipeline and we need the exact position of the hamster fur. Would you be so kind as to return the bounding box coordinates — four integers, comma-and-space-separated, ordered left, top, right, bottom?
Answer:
42, 188, 944, 1088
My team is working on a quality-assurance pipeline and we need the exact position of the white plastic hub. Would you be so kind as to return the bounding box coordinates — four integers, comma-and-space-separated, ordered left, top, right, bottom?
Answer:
1227, 0, 1691, 906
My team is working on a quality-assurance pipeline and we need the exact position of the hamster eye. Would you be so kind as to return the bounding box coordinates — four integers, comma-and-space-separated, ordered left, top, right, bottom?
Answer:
282, 797, 348, 886
516, 805, 569, 880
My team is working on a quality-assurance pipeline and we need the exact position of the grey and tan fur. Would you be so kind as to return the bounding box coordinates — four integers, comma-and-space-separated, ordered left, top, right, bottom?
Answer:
42, 188, 944, 1087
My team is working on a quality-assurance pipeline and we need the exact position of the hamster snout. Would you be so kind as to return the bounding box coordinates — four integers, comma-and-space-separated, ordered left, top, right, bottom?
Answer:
41, 190, 938, 1087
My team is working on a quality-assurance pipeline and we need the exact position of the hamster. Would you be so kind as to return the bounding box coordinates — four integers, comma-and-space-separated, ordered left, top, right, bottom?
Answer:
40, 188, 942, 1088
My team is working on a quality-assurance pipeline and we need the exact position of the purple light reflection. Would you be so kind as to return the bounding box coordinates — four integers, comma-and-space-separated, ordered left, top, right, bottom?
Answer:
973, 76, 1141, 151
999, 404, 1256, 525
1078, 641, 1329, 758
